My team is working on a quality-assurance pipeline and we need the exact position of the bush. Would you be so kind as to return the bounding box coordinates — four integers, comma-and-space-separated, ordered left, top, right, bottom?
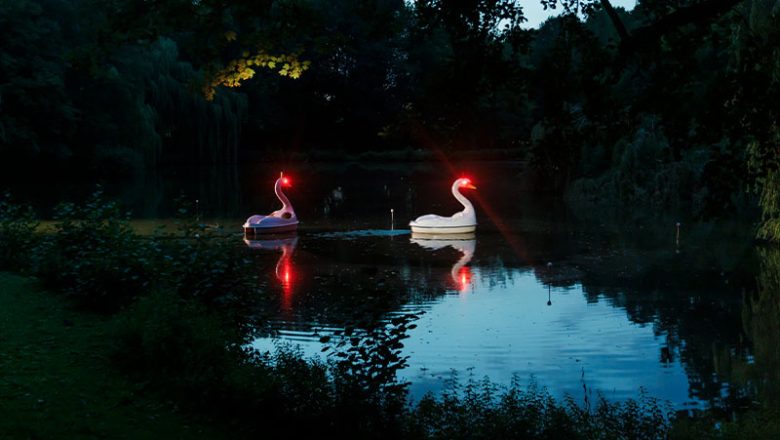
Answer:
112, 291, 238, 398
0, 187, 264, 314
34, 187, 154, 310
150, 197, 262, 308
112, 291, 336, 435
0, 191, 38, 271
321, 314, 419, 437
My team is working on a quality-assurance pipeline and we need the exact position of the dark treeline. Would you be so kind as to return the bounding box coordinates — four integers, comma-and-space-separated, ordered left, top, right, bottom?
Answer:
1, 0, 779, 237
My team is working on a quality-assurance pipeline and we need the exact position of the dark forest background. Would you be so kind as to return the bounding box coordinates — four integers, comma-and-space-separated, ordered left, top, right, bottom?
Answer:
1, 0, 779, 238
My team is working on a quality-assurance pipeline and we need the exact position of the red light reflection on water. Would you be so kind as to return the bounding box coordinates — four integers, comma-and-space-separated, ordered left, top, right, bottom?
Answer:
457, 266, 472, 292
276, 248, 295, 312
244, 235, 299, 315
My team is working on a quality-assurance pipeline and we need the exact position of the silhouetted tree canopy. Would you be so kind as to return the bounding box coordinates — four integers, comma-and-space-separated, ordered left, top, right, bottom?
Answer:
1, 0, 779, 237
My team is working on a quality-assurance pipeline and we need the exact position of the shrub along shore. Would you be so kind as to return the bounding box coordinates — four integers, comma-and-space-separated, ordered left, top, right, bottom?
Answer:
1, 189, 778, 439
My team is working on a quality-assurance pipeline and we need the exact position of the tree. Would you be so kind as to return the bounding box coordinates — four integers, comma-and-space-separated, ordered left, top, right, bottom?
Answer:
543, 0, 746, 57
0, 0, 77, 170
403, 0, 530, 149
91, 0, 312, 99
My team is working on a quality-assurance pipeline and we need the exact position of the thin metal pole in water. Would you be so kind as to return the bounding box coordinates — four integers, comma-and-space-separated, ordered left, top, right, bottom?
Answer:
390, 208, 394, 230
546, 262, 552, 306
675, 222, 681, 247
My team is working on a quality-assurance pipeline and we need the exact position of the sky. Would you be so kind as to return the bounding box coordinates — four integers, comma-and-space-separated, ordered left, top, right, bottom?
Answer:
521, 0, 637, 28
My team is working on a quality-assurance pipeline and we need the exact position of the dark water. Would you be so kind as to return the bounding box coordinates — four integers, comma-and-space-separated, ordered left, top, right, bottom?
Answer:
11, 162, 765, 408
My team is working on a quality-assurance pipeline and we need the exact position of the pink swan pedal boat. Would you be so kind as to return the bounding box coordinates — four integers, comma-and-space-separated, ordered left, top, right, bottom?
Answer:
243, 173, 299, 235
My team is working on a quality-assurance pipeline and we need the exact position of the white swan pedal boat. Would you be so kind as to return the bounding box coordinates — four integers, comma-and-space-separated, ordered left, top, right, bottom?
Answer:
409, 177, 477, 234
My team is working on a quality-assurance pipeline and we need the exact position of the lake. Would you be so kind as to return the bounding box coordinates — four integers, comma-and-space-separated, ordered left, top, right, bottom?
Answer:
12, 161, 765, 408
245, 223, 756, 409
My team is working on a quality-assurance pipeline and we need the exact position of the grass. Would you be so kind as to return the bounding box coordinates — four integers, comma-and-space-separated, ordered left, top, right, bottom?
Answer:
0, 272, 223, 440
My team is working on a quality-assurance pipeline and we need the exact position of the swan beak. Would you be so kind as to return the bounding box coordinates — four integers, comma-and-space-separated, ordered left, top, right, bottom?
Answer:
464, 183, 477, 190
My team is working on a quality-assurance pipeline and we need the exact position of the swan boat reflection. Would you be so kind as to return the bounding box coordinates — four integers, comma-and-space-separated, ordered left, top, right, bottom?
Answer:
243, 234, 298, 293
410, 232, 476, 291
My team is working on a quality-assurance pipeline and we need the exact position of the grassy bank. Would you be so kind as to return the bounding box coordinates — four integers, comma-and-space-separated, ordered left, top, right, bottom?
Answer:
0, 273, 223, 440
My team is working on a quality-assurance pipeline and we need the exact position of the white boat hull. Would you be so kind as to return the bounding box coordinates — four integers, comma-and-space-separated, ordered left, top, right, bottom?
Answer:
410, 224, 476, 234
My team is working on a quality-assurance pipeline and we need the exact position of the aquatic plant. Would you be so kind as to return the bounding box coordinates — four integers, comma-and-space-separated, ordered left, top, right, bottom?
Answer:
407, 378, 673, 440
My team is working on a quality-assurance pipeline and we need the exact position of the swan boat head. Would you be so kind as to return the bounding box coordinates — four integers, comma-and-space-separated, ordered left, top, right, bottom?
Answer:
409, 177, 477, 234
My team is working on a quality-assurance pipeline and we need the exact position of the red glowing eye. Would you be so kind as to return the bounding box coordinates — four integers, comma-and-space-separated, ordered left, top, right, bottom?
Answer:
282, 177, 290, 185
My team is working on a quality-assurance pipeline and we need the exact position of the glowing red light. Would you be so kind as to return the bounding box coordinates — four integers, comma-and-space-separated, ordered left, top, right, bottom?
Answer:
459, 177, 476, 189
282, 177, 290, 186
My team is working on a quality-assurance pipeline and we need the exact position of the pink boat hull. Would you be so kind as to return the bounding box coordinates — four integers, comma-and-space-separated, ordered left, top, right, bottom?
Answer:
243, 222, 299, 235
